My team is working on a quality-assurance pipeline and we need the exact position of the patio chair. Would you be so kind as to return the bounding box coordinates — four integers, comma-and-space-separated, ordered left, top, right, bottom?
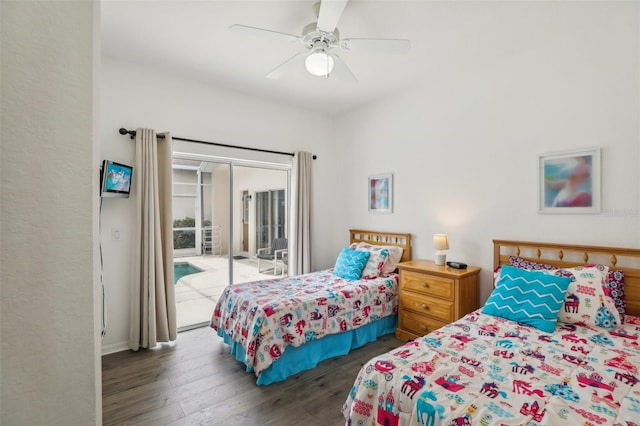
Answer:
257, 237, 287, 274
279, 250, 288, 276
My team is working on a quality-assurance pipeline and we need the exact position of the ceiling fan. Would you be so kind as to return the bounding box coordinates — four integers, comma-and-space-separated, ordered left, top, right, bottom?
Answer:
230, 0, 411, 83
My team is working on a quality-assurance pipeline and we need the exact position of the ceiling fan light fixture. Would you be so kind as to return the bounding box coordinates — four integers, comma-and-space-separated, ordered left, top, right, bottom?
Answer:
305, 50, 334, 77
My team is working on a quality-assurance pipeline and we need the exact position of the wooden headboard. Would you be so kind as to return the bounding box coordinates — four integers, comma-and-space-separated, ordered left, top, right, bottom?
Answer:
493, 239, 640, 317
350, 229, 412, 262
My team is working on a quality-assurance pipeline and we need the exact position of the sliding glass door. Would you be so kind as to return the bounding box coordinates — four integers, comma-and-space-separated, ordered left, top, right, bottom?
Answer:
172, 157, 290, 330
255, 189, 285, 252
172, 160, 214, 258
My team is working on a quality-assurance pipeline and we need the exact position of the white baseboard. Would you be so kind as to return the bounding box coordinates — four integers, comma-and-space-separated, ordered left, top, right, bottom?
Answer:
101, 341, 129, 356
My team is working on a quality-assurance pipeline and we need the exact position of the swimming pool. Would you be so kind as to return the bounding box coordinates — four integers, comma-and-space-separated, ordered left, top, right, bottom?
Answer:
174, 263, 203, 284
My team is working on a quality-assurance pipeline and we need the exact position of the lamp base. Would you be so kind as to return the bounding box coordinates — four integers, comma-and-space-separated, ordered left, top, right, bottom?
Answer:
435, 251, 446, 266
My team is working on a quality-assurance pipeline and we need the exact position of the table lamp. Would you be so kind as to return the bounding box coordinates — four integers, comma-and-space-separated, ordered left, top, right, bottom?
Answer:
433, 234, 449, 266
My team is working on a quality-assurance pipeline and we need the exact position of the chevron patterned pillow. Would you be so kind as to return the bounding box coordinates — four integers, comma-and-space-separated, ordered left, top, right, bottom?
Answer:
482, 265, 572, 333
332, 247, 370, 280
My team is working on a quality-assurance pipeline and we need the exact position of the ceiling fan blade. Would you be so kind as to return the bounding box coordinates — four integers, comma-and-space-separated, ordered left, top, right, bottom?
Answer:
340, 38, 411, 54
230, 24, 300, 43
329, 54, 357, 84
265, 52, 308, 79
317, 0, 349, 33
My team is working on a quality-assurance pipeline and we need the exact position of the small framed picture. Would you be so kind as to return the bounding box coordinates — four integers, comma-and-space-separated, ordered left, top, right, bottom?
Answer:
368, 173, 393, 214
538, 148, 601, 214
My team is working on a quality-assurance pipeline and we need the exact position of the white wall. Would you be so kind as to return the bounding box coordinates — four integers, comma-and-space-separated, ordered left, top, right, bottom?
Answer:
232, 167, 288, 255
330, 1, 640, 303
1, 1, 101, 424
100, 57, 333, 353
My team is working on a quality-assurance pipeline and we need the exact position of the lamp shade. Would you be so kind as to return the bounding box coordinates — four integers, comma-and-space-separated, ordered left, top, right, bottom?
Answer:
433, 234, 449, 251
305, 51, 334, 77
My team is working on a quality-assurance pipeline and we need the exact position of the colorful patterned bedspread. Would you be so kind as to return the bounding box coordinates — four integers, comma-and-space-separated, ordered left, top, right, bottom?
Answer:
343, 311, 640, 425
210, 269, 398, 379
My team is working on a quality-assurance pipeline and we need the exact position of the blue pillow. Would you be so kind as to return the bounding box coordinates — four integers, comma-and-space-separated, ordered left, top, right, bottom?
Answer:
333, 247, 370, 280
482, 265, 571, 333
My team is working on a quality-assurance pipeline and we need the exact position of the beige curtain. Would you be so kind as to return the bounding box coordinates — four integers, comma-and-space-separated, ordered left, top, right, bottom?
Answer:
129, 128, 176, 351
290, 152, 312, 275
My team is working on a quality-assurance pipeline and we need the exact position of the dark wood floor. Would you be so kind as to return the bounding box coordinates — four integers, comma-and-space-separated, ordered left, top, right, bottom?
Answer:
102, 326, 403, 425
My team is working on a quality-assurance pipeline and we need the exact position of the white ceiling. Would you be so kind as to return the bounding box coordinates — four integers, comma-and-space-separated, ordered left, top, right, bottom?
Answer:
101, 0, 528, 115
100, 1, 519, 116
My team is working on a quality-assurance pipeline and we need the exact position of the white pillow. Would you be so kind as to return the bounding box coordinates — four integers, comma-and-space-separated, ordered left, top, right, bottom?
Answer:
358, 246, 389, 279
350, 242, 404, 275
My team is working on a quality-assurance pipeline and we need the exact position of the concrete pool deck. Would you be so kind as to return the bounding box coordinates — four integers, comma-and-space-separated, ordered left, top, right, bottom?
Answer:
174, 255, 278, 330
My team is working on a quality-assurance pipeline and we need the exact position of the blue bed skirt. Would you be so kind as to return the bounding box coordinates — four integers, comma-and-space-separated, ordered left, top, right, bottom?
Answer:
216, 315, 398, 385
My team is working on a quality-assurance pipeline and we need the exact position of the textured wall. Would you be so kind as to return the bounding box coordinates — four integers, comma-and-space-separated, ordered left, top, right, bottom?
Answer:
1, 1, 100, 424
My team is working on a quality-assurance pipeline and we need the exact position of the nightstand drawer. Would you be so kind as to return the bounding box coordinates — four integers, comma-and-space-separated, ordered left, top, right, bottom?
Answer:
399, 291, 454, 322
399, 310, 446, 337
396, 260, 481, 342
402, 271, 454, 300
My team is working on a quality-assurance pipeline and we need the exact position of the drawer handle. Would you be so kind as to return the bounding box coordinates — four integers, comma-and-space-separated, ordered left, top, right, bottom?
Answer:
421, 303, 429, 310
422, 283, 429, 288
420, 325, 427, 331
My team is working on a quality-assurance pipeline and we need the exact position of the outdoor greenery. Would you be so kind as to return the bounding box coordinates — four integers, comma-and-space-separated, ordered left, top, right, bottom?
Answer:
173, 217, 212, 249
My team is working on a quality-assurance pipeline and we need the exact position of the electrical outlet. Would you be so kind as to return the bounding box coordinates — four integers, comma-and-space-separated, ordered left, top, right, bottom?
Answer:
111, 228, 120, 241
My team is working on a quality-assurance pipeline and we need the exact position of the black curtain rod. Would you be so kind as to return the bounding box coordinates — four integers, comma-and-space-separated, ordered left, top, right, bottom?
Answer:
119, 128, 317, 160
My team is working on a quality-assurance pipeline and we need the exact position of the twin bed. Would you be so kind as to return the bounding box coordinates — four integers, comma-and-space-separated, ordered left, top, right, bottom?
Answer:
343, 240, 640, 425
210, 229, 412, 385
210, 235, 640, 424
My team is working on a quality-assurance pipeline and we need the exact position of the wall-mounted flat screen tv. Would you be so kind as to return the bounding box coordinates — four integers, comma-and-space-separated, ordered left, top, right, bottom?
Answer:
101, 160, 133, 198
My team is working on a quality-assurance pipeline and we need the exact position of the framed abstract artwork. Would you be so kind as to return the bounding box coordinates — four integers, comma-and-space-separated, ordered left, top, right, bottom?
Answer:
538, 148, 601, 214
368, 173, 393, 214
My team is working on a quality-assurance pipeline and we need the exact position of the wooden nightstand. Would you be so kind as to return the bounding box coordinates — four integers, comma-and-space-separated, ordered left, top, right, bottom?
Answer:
395, 260, 481, 341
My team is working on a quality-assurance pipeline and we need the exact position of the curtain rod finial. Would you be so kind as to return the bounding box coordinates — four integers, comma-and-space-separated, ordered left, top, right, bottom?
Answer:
119, 128, 136, 139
